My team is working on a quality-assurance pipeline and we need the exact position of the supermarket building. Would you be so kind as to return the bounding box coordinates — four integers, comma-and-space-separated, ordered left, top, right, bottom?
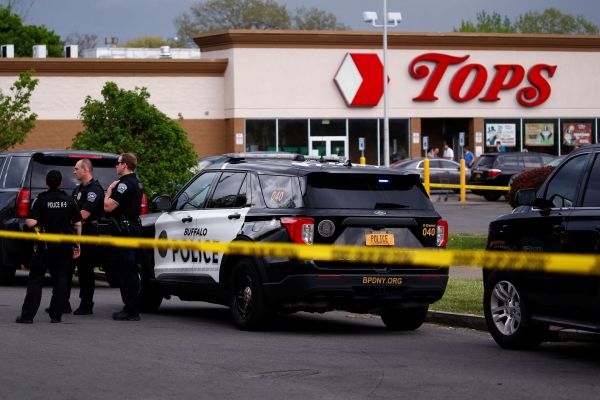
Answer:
1, 30, 599, 164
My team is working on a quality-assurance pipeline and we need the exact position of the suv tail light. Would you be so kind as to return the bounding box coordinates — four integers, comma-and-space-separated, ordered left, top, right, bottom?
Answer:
487, 169, 502, 178
436, 219, 448, 247
141, 193, 148, 215
16, 189, 31, 218
281, 217, 314, 245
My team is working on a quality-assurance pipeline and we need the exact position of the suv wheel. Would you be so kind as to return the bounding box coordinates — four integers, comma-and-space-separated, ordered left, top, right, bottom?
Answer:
484, 273, 547, 350
229, 259, 271, 330
380, 306, 428, 330
483, 191, 503, 201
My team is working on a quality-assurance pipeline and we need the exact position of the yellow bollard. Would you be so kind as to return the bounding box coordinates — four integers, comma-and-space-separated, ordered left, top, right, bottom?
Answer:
423, 158, 430, 196
360, 155, 366, 165
460, 159, 466, 203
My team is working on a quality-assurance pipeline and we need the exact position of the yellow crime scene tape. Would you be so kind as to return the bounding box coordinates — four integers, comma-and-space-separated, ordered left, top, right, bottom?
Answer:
429, 183, 510, 191
1, 230, 600, 277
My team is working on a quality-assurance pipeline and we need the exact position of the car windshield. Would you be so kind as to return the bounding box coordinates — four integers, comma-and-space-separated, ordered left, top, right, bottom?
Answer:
304, 173, 432, 210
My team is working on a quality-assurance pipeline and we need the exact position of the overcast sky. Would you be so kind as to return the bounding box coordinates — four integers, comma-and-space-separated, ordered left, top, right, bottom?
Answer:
22, 0, 600, 45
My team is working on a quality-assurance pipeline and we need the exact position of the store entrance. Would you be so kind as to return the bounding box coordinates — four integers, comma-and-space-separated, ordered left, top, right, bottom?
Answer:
309, 136, 348, 157
421, 118, 470, 161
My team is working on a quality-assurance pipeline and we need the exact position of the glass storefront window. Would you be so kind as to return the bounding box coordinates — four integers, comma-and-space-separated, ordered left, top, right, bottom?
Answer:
246, 120, 276, 152
310, 119, 346, 137
349, 119, 378, 164
560, 119, 595, 155
278, 119, 308, 155
483, 119, 521, 153
523, 119, 558, 155
379, 119, 409, 165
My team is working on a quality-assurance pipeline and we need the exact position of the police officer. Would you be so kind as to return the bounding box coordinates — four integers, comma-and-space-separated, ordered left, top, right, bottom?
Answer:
68, 158, 105, 315
104, 153, 143, 321
16, 170, 82, 324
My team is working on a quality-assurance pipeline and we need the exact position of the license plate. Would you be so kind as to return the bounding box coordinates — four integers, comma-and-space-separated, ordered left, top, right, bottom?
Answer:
365, 232, 394, 246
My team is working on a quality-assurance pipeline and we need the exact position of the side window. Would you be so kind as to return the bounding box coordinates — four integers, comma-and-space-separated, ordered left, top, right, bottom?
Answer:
439, 160, 455, 169
207, 172, 246, 209
249, 173, 266, 208
582, 154, 600, 207
429, 160, 442, 168
3, 157, 29, 188
496, 155, 521, 168
175, 172, 217, 210
259, 175, 303, 209
0, 157, 6, 178
544, 154, 588, 208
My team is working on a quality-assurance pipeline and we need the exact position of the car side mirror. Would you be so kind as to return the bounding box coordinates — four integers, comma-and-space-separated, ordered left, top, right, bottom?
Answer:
515, 189, 536, 206
152, 195, 172, 212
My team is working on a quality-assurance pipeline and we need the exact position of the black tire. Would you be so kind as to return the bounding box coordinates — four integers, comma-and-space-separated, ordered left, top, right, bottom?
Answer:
229, 258, 271, 330
380, 306, 428, 331
0, 266, 16, 286
483, 273, 548, 350
483, 191, 502, 201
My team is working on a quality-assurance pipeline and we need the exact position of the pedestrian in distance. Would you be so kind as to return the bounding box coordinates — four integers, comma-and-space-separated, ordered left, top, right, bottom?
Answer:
16, 170, 82, 324
443, 143, 454, 160
427, 147, 439, 158
104, 153, 144, 321
68, 158, 105, 315
463, 146, 475, 168
496, 141, 506, 153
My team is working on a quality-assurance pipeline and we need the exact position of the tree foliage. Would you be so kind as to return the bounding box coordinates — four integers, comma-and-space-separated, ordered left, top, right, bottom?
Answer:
515, 8, 599, 34
0, 5, 63, 57
122, 35, 177, 48
175, 0, 349, 46
64, 32, 98, 54
0, 70, 39, 151
455, 11, 515, 33
71, 82, 197, 197
292, 7, 349, 31
455, 8, 599, 34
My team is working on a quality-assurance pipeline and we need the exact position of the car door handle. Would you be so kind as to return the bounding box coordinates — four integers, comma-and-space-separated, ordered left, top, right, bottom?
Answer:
228, 213, 241, 220
181, 216, 193, 223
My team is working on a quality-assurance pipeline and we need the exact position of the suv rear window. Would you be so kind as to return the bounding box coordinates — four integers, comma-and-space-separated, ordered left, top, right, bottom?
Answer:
475, 155, 495, 168
31, 157, 118, 190
305, 173, 432, 210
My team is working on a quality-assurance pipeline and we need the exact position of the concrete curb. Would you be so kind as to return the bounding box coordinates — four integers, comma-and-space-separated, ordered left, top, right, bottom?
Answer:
427, 310, 600, 343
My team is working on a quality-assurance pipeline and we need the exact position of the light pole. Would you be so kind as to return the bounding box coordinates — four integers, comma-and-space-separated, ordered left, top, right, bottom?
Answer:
363, 2, 401, 167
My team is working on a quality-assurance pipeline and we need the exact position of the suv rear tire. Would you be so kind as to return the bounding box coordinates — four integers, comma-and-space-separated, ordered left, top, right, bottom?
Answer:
229, 258, 272, 330
380, 306, 428, 330
484, 272, 548, 350
483, 192, 503, 201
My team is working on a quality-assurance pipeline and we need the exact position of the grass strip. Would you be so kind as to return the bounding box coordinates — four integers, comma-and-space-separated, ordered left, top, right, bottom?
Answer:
432, 279, 484, 316
446, 233, 487, 250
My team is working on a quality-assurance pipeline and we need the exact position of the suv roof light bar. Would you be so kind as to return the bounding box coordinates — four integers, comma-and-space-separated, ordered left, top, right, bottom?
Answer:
225, 152, 306, 162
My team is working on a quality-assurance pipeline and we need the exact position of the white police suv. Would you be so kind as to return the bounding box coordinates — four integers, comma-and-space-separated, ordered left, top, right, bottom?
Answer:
139, 154, 449, 330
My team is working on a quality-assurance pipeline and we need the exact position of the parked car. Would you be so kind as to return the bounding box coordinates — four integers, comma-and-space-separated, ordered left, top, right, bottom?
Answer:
484, 144, 600, 349
390, 158, 470, 187
139, 155, 449, 330
506, 156, 565, 208
469, 151, 556, 201
0, 150, 148, 284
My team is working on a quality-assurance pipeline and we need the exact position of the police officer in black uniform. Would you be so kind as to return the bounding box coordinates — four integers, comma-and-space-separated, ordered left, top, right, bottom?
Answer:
104, 153, 143, 321
68, 158, 105, 315
16, 170, 82, 324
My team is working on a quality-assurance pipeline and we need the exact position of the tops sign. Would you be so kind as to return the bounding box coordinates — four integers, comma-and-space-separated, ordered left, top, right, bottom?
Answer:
335, 52, 556, 108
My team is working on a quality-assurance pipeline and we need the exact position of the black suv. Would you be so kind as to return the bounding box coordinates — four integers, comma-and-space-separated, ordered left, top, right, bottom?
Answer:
0, 150, 145, 284
470, 152, 556, 201
139, 156, 449, 330
485, 144, 600, 349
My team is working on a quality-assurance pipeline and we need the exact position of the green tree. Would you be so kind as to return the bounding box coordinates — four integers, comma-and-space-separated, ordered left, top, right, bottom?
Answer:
0, 70, 38, 151
292, 7, 349, 30
515, 8, 599, 34
122, 35, 177, 48
455, 8, 598, 34
455, 10, 515, 33
0, 5, 63, 57
71, 82, 197, 197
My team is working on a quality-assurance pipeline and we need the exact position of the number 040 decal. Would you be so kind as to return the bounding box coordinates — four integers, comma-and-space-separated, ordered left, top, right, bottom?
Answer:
423, 227, 436, 236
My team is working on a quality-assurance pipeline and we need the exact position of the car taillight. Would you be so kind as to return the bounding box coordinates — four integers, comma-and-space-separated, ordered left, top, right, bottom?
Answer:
140, 193, 148, 215
436, 219, 448, 247
16, 189, 30, 218
281, 217, 314, 245
487, 169, 502, 178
